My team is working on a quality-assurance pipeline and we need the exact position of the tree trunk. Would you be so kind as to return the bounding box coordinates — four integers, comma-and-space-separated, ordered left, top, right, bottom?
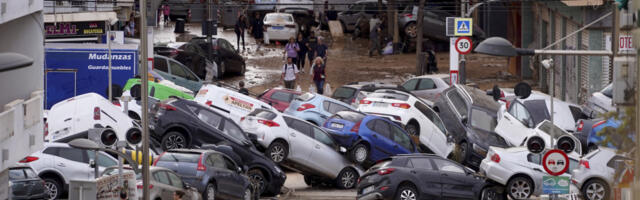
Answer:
415, 0, 425, 75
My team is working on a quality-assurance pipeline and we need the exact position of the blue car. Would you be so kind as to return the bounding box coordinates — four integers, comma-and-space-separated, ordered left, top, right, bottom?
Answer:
323, 110, 418, 165
284, 92, 356, 126
588, 117, 635, 151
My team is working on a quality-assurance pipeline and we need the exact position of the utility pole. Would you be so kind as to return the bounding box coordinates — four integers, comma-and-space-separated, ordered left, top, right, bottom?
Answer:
415, 0, 425, 75
107, 21, 112, 101
459, 0, 469, 84
207, 0, 213, 62
138, 0, 150, 198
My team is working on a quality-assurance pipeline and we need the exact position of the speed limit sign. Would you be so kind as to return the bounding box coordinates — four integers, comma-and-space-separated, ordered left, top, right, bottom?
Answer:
455, 37, 473, 54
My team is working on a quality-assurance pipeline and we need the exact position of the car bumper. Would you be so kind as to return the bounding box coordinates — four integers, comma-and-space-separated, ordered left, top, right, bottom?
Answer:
265, 29, 297, 41
266, 172, 287, 194
357, 177, 395, 200
480, 158, 510, 185
357, 192, 383, 200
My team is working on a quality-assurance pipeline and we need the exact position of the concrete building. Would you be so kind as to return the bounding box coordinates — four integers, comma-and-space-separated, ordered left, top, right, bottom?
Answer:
0, 0, 46, 199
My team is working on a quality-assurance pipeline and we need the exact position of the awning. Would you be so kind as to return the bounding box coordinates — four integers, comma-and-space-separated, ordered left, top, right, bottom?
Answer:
44, 11, 118, 25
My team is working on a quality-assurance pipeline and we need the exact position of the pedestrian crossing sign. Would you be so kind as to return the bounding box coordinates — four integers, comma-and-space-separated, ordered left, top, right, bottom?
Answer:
454, 18, 473, 36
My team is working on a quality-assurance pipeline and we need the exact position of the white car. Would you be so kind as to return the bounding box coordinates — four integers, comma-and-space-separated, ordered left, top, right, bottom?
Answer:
263, 12, 298, 41
239, 108, 362, 189
572, 147, 631, 200
46, 93, 142, 147
20, 142, 118, 199
515, 120, 583, 155
194, 84, 275, 125
480, 146, 580, 199
276, 0, 313, 14
583, 83, 615, 118
357, 88, 454, 158
400, 74, 451, 102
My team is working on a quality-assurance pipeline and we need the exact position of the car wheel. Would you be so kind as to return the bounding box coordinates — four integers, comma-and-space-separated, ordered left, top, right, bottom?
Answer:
266, 141, 288, 163
161, 131, 187, 150
238, 63, 246, 76
582, 179, 609, 200
203, 183, 215, 200
43, 178, 62, 200
404, 22, 418, 38
507, 176, 533, 200
481, 186, 501, 200
217, 61, 226, 78
248, 169, 266, 195
350, 143, 369, 164
395, 184, 418, 200
304, 175, 320, 187
353, 26, 361, 39
336, 168, 358, 189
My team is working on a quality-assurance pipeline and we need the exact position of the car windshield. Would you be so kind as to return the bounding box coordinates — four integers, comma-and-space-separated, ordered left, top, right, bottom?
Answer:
159, 152, 201, 163
332, 87, 357, 99
296, 93, 315, 102
470, 108, 497, 132
248, 109, 277, 120
368, 91, 409, 101
265, 14, 293, 22
537, 121, 568, 138
333, 111, 366, 123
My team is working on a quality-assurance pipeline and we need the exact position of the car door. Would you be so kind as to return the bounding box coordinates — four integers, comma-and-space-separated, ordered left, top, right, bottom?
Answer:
283, 117, 315, 165
152, 170, 175, 199
87, 151, 118, 178
495, 101, 534, 146
365, 120, 397, 160
222, 155, 246, 198
224, 39, 244, 69
54, 147, 93, 181
208, 153, 234, 197
389, 124, 416, 154
413, 78, 439, 100
407, 158, 442, 199
415, 101, 453, 157
167, 171, 197, 200
308, 126, 345, 177
168, 59, 201, 92
432, 158, 475, 199
187, 105, 225, 145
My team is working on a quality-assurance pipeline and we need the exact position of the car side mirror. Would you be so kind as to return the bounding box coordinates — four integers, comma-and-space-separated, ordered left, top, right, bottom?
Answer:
89, 160, 96, 168
339, 146, 347, 153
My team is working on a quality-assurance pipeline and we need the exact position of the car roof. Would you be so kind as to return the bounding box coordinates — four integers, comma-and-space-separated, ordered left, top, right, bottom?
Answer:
43, 142, 71, 148
454, 85, 500, 112
412, 74, 449, 79
265, 12, 294, 16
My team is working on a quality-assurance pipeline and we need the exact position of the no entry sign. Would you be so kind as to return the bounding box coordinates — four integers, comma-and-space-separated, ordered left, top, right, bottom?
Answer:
542, 149, 569, 176
455, 37, 472, 54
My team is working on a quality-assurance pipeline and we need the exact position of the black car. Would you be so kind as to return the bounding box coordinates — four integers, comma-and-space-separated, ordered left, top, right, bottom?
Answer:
154, 149, 253, 200
356, 154, 503, 200
149, 97, 285, 196
432, 85, 510, 169
176, 37, 246, 78
8, 166, 47, 199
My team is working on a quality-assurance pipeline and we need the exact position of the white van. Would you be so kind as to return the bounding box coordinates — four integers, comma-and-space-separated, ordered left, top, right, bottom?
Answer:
46, 93, 141, 146
194, 84, 276, 124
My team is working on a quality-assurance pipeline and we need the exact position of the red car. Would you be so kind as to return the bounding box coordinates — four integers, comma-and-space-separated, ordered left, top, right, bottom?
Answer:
257, 88, 302, 112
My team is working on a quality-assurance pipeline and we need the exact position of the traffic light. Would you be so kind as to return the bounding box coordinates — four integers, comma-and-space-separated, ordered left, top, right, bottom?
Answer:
556, 136, 576, 153
125, 128, 142, 145
88, 128, 118, 147
526, 136, 545, 154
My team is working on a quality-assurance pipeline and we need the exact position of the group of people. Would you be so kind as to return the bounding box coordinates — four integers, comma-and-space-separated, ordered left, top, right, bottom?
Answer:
281, 31, 329, 94
234, 12, 269, 51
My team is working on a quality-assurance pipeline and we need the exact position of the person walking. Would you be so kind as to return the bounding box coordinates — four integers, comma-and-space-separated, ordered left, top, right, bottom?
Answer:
426, 49, 438, 74
309, 57, 326, 94
250, 12, 264, 50
284, 37, 300, 69
315, 37, 328, 63
235, 13, 247, 51
296, 33, 308, 71
238, 81, 249, 95
281, 57, 299, 89
162, 3, 171, 24
306, 31, 318, 67
369, 20, 382, 57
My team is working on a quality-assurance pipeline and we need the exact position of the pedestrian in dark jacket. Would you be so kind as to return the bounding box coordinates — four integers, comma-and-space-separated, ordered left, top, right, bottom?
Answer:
296, 33, 308, 71
306, 31, 318, 67
238, 81, 249, 95
235, 13, 247, 51
310, 57, 326, 94
250, 12, 264, 49
315, 37, 328, 63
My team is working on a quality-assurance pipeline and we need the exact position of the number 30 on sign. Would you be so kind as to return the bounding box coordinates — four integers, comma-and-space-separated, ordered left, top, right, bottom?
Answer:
455, 37, 473, 55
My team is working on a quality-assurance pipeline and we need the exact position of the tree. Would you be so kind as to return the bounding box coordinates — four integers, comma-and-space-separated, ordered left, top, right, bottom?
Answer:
596, 107, 636, 154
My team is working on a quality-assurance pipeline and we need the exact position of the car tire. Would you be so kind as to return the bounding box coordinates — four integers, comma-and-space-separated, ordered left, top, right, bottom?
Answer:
266, 141, 288, 163
304, 175, 320, 187
203, 183, 216, 200
248, 169, 267, 195
336, 168, 358, 189
350, 143, 369, 164
507, 176, 533, 200
481, 186, 502, 200
582, 179, 609, 200
161, 131, 188, 150
395, 184, 418, 200
404, 22, 418, 38
43, 178, 62, 200
237, 63, 246, 76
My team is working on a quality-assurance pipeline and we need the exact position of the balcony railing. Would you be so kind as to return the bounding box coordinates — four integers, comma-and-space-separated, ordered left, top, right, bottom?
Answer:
44, 0, 134, 14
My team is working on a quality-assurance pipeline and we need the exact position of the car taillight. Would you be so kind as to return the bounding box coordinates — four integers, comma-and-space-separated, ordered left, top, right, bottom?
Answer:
351, 98, 356, 103
19, 156, 39, 163
137, 184, 153, 189
571, 179, 578, 185
392, 115, 402, 121
577, 120, 584, 132
152, 152, 165, 166
490, 153, 500, 163
580, 160, 590, 169
505, 100, 511, 110
206, 100, 212, 106
592, 120, 606, 128
158, 104, 176, 111
359, 100, 372, 105
377, 168, 395, 175
258, 119, 280, 127
351, 120, 362, 133
404, 13, 413, 18
297, 104, 315, 111
112, 100, 121, 107
197, 154, 206, 171
94, 107, 101, 120
241, 117, 245, 121
391, 103, 411, 109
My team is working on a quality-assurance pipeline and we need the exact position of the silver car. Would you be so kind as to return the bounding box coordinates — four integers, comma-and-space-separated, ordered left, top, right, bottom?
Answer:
337, 0, 384, 33
572, 148, 631, 200
239, 109, 362, 189
397, 4, 485, 41
401, 74, 451, 102
583, 83, 614, 118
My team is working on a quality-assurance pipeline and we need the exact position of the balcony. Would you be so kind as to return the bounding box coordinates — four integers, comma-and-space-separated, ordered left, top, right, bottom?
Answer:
44, 0, 134, 14
0, 91, 44, 172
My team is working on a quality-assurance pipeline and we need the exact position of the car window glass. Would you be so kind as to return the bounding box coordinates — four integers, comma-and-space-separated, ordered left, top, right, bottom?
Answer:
329, 103, 351, 114
211, 154, 226, 169
373, 120, 391, 138
196, 109, 222, 128
8, 169, 25, 180
59, 148, 86, 163
446, 90, 468, 118
470, 108, 497, 132
313, 127, 334, 147
293, 120, 313, 137
153, 171, 171, 185
511, 102, 533, 127
222, 40, 235, 51
402, 79, 419, 91
568, 106, 585, 122
601, 84, 612, 98
154, 57, 168, 72
87, 152, 117, 167
391, 125, 413, 150
181, 65, 199, 81
410, 158, 433, 170
567, 158, 579, 174
414, 102, 447, 133
349, 4, 364, 13
205, 154, 215, 166
333, 87, 357, 99
167, 171, 184, 188
607, 156, 631, 168
442, 78, 451, 86
222, 120, 249, 143
24, 168, 38, 178
527, 153, 541, 165
417, 78, 436, 90
271, 91, 291, 102
43, 147, 59, 156
223, 157, 236, 171
433, 159, 465, 174
169, 61, 189, 78
322, 101, 330, 112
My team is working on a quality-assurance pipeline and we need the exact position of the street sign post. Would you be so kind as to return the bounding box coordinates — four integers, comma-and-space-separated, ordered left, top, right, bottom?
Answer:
543, 149, 570, 176
450, 37, 459, 84
455, 37, 473, 54
454, 18, 473, 36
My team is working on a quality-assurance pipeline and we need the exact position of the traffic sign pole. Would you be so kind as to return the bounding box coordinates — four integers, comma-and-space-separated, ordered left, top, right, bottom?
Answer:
450, 37, 459, 84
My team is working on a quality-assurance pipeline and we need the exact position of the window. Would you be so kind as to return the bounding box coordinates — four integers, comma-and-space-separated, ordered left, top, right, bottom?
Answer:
328, 103, 352, 114
154, 57, 168, 72
607, 156, 632, 168
183, 67, 199, 81
222, 120, 249, 143
248, 109, 277, 120
196, 109, 222, 128
271, 92, 291, 102
417, 79, 436, 90
470, 108, 497, 132
391, 125, 413, 151
402, 79, 419, 91
323, 101, 330, 112
291, 119, 312, 137
446, 90, 468, 118
347, 4, 365, 13
43, 147, 59, 156
153, 171, 171, 185
265, 14, 294, 22
371, 120, 391, 138
58, 148, 86, 163
210, 154, 227, 169
509, 102, 533, 128
569, 106, 586, 122
367, 92, 410, 101
568, 159, 579, 174
409, 158, 433, 170
601, 84, 612, 98
414, 102, 447, 133
313, 127, 334, 147
24, 168, 38, 178
167, 172, 184, 188
169, 61, 188, 78
88, 152, 118, 167
220, 40, 235, 52
334, 111, 366, 123
9, 169, 25, 180
442, 78, 451, 86
527, 153, 541, 164
433, 159, 465, 174
159, 152, 201, 163
333, 87, 357, 99
223, 157, 237, 171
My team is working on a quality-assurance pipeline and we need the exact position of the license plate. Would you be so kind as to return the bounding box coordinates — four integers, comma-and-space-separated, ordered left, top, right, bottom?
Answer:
331, 123, 344, 129
272, 26, 284, 30
362, 185, 374, 194
373, 102, 387, 107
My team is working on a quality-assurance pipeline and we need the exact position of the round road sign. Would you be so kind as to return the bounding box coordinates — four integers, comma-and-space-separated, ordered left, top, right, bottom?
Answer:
542, 149, 569, 176
455, 37, 473, 54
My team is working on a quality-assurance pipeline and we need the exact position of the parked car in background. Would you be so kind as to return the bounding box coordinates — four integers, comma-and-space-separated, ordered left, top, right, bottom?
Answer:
332, 82, 398, 107
276, 0, 313, 14
150, 97, 285, 195
153, 55, 204, 93
239, 109, 362, 189
401, 74, 450, 102
583, 83, 614, 118
284, 92, 357, 126
249, 0, 277, 15
154, 149, 253, 200
154, 45, 180, 58
574, 118, 599, 153
195, 84, 275, 124
46, 93, 142, 147
22, 143, 118, 199
257, 88, 302, 112
572, 148, 631, 200
433, 85, 510, 168
357, 88, 454, 158
8, 166, 47, 200
587, 117, 635, 152
263, 12, 298, 42
357, 154, 501, 200
480, 146, 579, 200
139, 166, 201, 200
337, 0, 383, 33
187, 37, 246, 77
322, 111, 419, 165
397, 4, 485, 41
171, 42, 214, 80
